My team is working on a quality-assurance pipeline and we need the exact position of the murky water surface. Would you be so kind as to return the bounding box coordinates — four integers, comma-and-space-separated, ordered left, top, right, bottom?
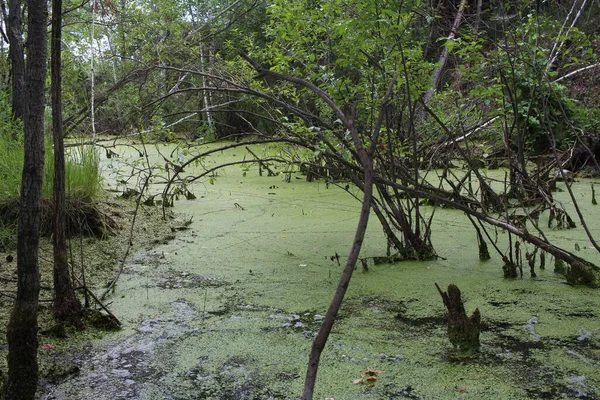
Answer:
43, 142, 600, 399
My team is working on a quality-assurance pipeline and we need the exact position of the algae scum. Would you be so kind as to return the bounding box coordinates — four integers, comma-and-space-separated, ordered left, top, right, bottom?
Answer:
42, 143, 600, 399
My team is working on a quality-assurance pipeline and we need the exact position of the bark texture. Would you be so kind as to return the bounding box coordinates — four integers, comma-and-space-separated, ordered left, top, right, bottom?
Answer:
6, 1, 48, 399
52, 0, 83, 323
8, 0, 25, 122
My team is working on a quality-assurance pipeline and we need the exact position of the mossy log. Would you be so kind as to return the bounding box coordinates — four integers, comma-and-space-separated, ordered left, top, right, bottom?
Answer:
566, 261, 600, 288
436, 283, 481, 354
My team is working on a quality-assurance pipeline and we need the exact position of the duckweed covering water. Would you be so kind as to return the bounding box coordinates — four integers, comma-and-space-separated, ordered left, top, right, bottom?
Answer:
42, 142, 600, 399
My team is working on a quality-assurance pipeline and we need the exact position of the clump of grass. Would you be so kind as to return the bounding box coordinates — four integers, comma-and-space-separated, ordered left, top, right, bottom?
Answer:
0, 221, 17, 251
0, 136, 24, 200
0, 134, 105, 249
1, 135, 101, 203
43, 141, 102, 202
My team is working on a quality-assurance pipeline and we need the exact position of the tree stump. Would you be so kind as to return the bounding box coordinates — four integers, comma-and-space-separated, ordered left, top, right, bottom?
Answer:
436, 283, 481, 354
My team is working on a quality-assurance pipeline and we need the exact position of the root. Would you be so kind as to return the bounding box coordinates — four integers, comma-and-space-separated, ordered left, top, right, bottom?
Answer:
0, 198, 118, 241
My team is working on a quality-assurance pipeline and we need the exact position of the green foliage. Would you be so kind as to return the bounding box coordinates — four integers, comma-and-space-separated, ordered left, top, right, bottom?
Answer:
0, 137, 25, 200
0, 91, 24, 198
451, 11, 598, 152
243, 0, 436, 157
571, 104, 600, 134
260, 0, 433, 106
53, 0, 599, 161
58, 0, 271, 138
0, 104, 22, 250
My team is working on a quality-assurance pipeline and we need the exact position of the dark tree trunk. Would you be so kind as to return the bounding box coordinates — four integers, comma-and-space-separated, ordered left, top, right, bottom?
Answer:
232, 49, 385, 398
303, 147, 374, 399
376, 184, 436, 260
51, 0, 83, 323
8, 0, 25, 123
6, 1, 48, 399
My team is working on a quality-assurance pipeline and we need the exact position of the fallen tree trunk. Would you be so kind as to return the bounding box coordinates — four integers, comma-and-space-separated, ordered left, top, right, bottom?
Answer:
376, 175, 600, 287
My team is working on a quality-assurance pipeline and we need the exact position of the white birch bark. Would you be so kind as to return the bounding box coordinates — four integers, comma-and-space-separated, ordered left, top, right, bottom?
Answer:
547, 0, 589, 70
423, 0, 468, 104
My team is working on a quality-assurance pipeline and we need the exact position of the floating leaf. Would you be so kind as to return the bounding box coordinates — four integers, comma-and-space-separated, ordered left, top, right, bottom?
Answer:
353, 368, 384, 387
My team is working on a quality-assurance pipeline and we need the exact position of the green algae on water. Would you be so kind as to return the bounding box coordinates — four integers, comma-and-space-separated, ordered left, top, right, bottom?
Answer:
40, 142, 600, 399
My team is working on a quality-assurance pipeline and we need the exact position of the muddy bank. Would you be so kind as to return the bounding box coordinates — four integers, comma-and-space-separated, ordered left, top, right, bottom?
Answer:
31, 143, 600, 398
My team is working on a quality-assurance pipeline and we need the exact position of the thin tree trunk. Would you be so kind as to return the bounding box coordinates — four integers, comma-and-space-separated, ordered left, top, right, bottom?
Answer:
302, 146, 374, 399
8, 0, 24, 123
90, 0, 97, 143
473, 0, 483, 34
423, 0, 468, 104
6, 1, 48, 398
553, 63, 600, 83
547, 0, 589, 70
237, 50, 384, 397
200, 45, 214, 131
51, 0, 83, 324
0, 3, 7, 44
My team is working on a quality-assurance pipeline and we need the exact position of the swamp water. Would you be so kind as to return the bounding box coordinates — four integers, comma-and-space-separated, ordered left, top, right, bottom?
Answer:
43, 142, 600, 399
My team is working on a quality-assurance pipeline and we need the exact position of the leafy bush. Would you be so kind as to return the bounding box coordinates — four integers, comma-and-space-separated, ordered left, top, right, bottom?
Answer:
451, 13, 596, 153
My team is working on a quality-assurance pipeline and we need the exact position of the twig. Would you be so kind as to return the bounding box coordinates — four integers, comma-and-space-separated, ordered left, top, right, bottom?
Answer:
433, 116, 500, 151
100, 132, 153, 300
246, 146, 277, 176
78, 286, 121, 327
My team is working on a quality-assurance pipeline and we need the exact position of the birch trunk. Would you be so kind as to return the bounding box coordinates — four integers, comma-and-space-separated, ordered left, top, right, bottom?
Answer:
423, 0, 468, 104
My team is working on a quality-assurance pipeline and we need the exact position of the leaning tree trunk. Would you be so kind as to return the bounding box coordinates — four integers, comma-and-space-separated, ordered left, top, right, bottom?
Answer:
233, 50, 385, 400
303, 146, 375, 399
423, 0, 468, 104
51, 0, 83, 324
6, 1, 48, 399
